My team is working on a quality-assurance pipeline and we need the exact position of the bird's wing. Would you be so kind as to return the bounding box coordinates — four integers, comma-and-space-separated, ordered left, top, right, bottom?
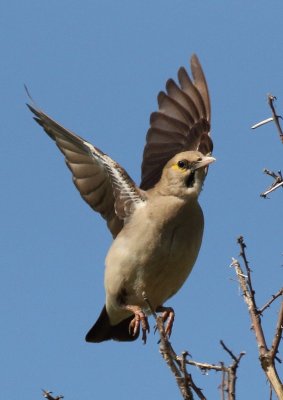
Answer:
140, 54, 213, 190
28, 104, 146, 238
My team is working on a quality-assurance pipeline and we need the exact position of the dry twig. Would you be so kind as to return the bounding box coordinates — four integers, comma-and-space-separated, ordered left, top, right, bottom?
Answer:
260, 169, 283, 198
142, 291, 197, 400
252, 94, 283, 143
219, 341, 245, 400
267, 95, 283, 144
42, 389, 64, 400
142, 293, 245, 400
252, 94, 283, 197
259, 289, 283, 314
231, 236, 283, 399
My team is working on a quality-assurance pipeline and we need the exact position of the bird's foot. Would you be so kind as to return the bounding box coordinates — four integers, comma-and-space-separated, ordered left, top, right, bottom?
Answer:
126, 305, 150, 344
156, 306, 175, 337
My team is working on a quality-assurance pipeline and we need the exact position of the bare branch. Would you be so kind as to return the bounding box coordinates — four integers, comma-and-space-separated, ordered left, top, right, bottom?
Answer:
186, 359, 226, 372
264, 169, 281, 180
252, 94, 283, 143
185, 343, 245, 400
219, 362, 226, 400
251, 94, 283, 197
181, 352, 207, 400
231, 237, 283, 399
270, 298, 283, 361
220, 341, 246, 400
251, 117, 274, 129
142, 292, 196, 400
261, 180, 283, 198
143, 286, 247, 400
261, 169, 283, 198
180, 348, 245, 400
259, 288, 283, 314
231, 256, 267, 353
267, 95, 283, 144
220, 340, 239, 363
42, 390, 64, 400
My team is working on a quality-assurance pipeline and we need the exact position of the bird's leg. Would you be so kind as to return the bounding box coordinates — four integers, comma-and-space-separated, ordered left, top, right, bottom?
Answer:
156, 306, 175, 337
124, 305, 150, 344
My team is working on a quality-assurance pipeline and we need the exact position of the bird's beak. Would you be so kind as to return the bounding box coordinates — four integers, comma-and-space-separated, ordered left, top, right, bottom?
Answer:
194, 156, 216, 170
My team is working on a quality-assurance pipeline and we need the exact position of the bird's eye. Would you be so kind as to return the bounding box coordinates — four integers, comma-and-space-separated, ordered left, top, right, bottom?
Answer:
177, 160, 188, 170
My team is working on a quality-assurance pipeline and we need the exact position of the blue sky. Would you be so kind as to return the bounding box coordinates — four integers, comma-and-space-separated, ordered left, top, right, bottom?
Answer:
2, 1, 283, 399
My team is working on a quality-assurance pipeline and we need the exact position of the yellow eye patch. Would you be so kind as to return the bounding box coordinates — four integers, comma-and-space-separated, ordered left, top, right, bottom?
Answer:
172, 160, 190, 172
172, 163, 186, 172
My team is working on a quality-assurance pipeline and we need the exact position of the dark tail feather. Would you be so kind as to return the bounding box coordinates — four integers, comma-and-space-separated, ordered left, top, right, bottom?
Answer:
85, 305, 139, 343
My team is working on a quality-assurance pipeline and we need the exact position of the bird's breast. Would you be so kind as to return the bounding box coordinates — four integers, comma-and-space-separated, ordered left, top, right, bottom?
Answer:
105, 196, 204, 316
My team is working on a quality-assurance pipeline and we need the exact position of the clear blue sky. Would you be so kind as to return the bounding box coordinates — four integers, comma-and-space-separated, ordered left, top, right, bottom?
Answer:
2, 1, 283, 399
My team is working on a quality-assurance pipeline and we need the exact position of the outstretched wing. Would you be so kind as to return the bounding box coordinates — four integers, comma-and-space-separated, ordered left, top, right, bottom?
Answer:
140, 54, 213, 190
28, 104, 146, 238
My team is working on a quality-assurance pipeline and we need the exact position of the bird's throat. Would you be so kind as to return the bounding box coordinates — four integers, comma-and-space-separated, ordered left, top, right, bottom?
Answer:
185, 171, 195, 188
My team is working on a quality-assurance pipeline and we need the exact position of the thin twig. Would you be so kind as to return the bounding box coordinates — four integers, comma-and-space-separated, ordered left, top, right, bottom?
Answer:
267, 95, 283, 144
252, 95, 283, 143
142, 292, 195, 400
261, 169, 283, 198
270, 298, 283, 362
42, 390, 64, 400
181, 352, 207, 400
264, 169, 281, 180
261, 181, 283, 198
252, 94, 283, 197
220, 341, 238, 363
232, 237, 283, 398
186, 359, 226, 372
251, 117, 274, 129
231, 254, 268, 354
143, 292, 245, 400
220, 341, 246, 400
181, 345, 244, 399
187, 373, 206, 400
181, 352, 191, 391
219, 362, 226, 400
259, 289, 283, 314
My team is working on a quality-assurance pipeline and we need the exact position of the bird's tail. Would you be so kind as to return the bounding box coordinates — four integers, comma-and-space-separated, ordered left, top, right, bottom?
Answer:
85, 305, 139, 342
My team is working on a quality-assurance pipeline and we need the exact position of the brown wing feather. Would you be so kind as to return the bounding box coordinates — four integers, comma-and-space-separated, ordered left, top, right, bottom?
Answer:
27, 104, 128, 237
140, 54, 212, 190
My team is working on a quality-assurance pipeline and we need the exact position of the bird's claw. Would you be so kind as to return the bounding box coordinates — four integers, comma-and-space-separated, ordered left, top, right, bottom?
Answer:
155, 306, 175, 337
129, 310, 150, 344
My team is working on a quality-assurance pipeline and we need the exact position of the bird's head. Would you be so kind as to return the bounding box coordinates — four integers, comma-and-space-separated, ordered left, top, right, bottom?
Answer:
157, 151, 216, 199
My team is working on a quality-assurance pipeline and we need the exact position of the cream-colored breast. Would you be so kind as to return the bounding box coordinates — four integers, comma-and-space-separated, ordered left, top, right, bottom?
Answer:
104, 195, 204, 324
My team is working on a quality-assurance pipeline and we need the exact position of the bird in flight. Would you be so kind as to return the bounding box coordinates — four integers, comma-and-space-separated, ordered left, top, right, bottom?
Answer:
28, 54, 215, 344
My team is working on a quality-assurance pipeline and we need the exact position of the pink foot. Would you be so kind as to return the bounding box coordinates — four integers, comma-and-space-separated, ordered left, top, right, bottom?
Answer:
126, 306, 150, 344
156, 306, 175, 337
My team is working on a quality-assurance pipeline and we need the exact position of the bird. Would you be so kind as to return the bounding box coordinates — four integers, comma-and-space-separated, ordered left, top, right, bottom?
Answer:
27, 54, 215, 344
